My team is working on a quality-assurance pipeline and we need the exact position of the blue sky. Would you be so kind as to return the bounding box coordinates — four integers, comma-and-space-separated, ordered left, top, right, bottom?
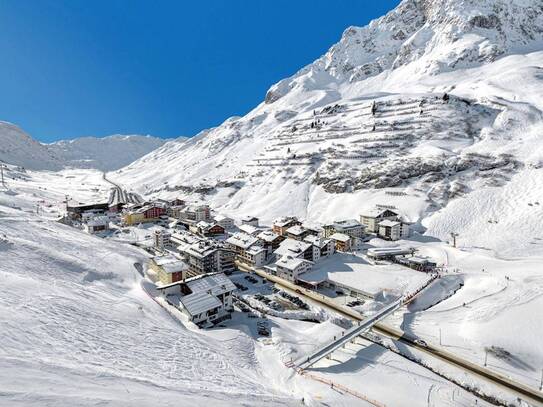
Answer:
0, 0, 400, 142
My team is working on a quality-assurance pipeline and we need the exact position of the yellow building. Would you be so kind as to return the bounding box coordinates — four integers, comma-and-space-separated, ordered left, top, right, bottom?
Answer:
122, 211, 145, 226
149, 255, 188, 285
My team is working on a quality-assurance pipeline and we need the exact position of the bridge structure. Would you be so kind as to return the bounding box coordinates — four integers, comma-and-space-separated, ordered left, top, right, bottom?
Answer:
293, 299, 403, 370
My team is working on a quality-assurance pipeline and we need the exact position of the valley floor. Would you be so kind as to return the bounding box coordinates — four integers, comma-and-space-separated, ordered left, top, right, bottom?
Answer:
1, 168, 542, 406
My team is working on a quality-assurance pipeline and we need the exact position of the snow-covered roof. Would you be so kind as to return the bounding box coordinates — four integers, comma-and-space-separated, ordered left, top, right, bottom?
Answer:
186, 272, 237, 296
379, 219, 400, 227
274, 238, 311, 258
276, 256, 312, 271
225, 232, 258, 249
257, 230, 280, 242
162, 260, 189, 274
367, 247, 413, 258
327, 219, 364, 230
153, 254, 181, 266
286, 225, 306, 236
329, 232, 350, 242
214, 214, 232, 222
86, 216, 109, 226
273, 216, 299, 227
179, 240, 217, 258
303, 234, 331, 248
361, 207, 398, 218
246, 245, 266, 255
241, 215, 258, 222
238, 224, 259, 235
180, 291, 222, 317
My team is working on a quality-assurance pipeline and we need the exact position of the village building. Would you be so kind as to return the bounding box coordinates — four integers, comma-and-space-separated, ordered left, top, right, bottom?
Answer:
303, 235, 335, 261
329, 232, 352, 252
275, 256, 313, 282
168, 205, 187, 219
154, 229, 172, 251
225, 232, 266, 266
149, 254, 189, 285
177, 240, 219, 277
190, 221, 225, 237
360, 208, 401, 233
169, 198, 185, 207
214, 214, 235, 230
273, 238, 313, 261
217, 247, 237, 274
256, 230, 284, 258
238, 224, 261, 236
156, 273, 236, 327
240, 215, 259, 227
285, 225, 312, 241
84, 215, 110, 234
180, 205, 211, 222
366, 246, 415, 260
272, 216, 302, 236
377, 219, 409, 241
66, 200, 109, 219
122, 204, 166, 226
323, 219, 365, 239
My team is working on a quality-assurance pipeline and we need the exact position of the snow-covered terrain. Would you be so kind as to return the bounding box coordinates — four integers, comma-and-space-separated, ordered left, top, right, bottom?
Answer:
2, 0, 543, 405
46, 135, 170, 171
0, 121, 168, 171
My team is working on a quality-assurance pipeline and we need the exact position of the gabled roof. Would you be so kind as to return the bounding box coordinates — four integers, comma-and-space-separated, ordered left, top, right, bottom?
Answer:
378, 219, 400, 227
276, 256, 312, 271
286, 225, 306, 236
326, 219, 364, 229
162, 260, 189, 274
241, 215, 258, 222
180, 291, 222, 317
257, 230, 280, 242
225, 232, 258, 249
274, 238, 312, 258
361, 207, 399, 219
238, 224, 260, 235
186, 272, 237, 296
273, 216, 299, 227
303, 234, 332, 248
153, 254, 181, 266
329, 232, 350, 242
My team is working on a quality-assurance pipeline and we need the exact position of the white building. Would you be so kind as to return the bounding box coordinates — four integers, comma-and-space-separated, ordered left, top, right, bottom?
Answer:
240, 215, 259, 227
225, 232, 266, 267
360, 208, 401, 233
329, 232, 352, 252
323, 219, 365, 239
156, 273, 236, 327
275, 256, 313, 282
214, 214, 235, 230
303, 235, 335, 261
154, 229, 171, 250
84, 216, 110, 234
274, 238, 313, 261
378, 220, 410, 241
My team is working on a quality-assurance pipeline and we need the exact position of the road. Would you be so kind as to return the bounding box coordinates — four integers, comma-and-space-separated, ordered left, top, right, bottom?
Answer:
236, 261, 543, 406
294, 299, 402, 369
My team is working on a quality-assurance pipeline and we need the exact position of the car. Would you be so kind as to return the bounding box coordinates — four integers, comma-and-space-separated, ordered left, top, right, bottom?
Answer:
414, 339, 428, 348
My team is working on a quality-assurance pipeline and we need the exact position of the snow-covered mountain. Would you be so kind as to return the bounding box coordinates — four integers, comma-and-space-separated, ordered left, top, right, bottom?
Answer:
46, 135, 169, 171
114, 0, 543, 255
0, 121, 64, 171
0, 122, 169, 171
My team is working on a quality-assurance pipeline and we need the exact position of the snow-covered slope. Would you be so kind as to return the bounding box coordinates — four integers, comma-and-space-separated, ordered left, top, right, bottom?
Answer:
114, 0, 543, 255
46, 135, 170, 171
0, 121, 64, 171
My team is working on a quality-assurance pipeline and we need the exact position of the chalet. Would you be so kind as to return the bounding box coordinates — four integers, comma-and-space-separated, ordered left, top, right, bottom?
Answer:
360, 208, 401, 233
323, 219, 365, 239
303, 235, 335, 261
214, 214, 235, 230
240, 215, 259, 227
257, 230, 284, 257
378, 219, 409, 241
191, 221, 225, 237
238, 224, 260, 236
274, 238, 313, 261
177, 240, 219, 276
285, 225, 311, 241
169, 198, 185, 207
272, 216, 302, 236
275, 256, 313, 282
149, 254, 189, 285
84, 216, 110, 234
329, 232, 352, 252
156, 273, 236, 327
